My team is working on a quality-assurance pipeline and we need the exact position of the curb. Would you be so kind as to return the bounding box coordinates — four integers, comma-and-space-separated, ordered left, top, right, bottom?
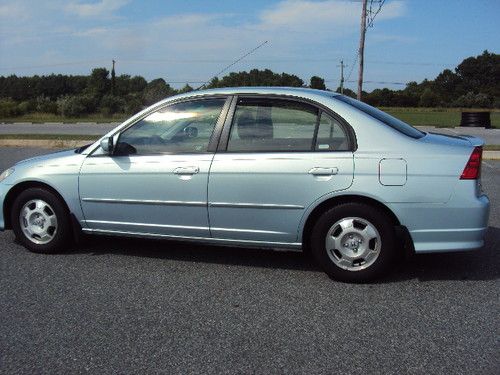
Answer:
0, 139, 499, 160
484, 151, 500, 160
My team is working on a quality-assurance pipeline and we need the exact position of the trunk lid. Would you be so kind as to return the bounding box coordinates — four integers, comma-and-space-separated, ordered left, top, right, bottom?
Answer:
421, 131, 485, 147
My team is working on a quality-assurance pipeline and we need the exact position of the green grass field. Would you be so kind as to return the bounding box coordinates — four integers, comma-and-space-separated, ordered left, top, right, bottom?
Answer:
382, 107, 500, 128
1, 108, 499, 128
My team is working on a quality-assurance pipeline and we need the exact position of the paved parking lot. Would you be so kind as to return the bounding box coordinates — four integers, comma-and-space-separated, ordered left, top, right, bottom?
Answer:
0, 147, 498, 374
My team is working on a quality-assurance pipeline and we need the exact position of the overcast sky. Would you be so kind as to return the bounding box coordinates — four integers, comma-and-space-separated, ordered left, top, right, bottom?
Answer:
0, 0, 499, 91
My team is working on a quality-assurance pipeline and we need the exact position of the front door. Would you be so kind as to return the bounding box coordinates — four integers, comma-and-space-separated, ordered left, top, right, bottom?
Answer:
79, 97, 228, 238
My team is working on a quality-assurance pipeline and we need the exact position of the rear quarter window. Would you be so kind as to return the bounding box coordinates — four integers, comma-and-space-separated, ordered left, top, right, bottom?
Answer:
334, 95, 424, 139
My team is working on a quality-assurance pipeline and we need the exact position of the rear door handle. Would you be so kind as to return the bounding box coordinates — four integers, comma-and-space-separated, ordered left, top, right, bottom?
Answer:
173, 166, 199, 175
308, 167, 338, 176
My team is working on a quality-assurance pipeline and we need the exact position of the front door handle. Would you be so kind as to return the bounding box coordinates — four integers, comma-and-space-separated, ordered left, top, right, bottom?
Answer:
308, 167, 338, 176
173, 166, 199, 175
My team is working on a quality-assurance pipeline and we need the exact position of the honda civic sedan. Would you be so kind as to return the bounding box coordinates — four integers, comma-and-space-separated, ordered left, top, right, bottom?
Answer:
0, 87, 490, 282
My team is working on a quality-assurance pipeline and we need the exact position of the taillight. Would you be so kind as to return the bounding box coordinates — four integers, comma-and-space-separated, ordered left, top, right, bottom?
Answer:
460, 146, 482, 180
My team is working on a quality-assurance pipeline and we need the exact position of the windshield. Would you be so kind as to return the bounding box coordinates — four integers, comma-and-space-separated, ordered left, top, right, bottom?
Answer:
334, 95, 425, 139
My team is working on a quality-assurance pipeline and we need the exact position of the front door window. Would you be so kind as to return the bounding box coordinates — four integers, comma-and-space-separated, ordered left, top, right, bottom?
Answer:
116, 98, 226, 155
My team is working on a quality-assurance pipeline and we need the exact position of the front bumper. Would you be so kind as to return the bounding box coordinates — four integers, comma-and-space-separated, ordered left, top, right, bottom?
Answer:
0, 183, 8, 231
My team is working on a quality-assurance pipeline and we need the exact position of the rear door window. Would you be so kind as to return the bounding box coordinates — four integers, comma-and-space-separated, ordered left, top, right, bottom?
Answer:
227, 98, 318, 152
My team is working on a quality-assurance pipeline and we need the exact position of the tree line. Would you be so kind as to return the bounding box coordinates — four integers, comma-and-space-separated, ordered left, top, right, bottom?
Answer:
0, 51, 498, 118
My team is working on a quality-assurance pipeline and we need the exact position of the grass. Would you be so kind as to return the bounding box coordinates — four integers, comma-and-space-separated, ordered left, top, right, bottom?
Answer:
381, 107, 500, 128
1, 108, 499, 128
484, 144, 500, 151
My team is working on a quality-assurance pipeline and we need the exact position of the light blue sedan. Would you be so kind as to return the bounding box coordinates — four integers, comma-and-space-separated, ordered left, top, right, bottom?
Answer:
0, 88, 490, 282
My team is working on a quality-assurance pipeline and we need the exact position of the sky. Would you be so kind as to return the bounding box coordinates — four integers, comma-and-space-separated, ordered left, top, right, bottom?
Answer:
0, 0, 499, 91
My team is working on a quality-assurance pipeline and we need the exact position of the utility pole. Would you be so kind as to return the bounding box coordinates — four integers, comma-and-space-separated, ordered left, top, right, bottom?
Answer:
338, 59, 346, 94
111, 59, 116, 95
357, 0, 368, 101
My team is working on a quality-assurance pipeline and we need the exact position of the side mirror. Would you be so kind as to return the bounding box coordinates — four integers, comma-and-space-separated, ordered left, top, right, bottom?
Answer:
100, 136, 114, 154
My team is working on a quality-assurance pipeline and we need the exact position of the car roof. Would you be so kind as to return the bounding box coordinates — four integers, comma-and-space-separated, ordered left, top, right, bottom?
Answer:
167, 86, 340, 102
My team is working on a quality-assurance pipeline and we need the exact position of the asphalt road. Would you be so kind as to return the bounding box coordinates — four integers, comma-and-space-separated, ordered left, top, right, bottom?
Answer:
0, 122, 117, 136
0, 147, 499, 375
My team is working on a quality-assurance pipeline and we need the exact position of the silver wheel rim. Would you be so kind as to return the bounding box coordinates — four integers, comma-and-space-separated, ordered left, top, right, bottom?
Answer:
19, 199, 58, 245
325, 217, 381, 272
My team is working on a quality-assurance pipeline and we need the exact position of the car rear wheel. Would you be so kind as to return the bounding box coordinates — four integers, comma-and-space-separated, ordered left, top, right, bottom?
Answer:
11, 188, 71, 253
310, 203, 396, 282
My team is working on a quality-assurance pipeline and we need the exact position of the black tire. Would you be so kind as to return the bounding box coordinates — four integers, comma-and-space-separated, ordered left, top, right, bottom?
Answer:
310, 203, 397, 282
11, 187, 71, 254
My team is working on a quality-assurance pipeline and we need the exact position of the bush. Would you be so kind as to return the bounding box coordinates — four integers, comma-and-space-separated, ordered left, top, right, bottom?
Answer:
453, 92, 493, 108
57, 95, 97, 117
35, 96, 58, 114
17, 100, 36, 115
100, 94, 126, 115
124, 94, 143, 114
0, 98, 20, 117
419, 88, 440, 107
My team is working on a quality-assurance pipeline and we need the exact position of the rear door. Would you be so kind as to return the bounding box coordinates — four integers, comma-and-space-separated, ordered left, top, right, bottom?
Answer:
207, 96, 354, 244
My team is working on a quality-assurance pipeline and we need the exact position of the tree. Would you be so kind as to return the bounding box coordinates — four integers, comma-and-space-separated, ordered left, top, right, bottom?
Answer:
87, 68, 110, 98
455, 50, 500, 98
142, 78, 175, 106
336, 87, 356, 98
208, 69, 303, 88
419, 88, 440, 107
1, 51, 498, 117
310, 76, 326, 90
129, 76, 148, 93
177, 84, 193, 94
433, 69, 461, 103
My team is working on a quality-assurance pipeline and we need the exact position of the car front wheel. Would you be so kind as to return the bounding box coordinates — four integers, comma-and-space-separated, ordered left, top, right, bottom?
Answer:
11, 187, 71, 253
310, 203, 397, 282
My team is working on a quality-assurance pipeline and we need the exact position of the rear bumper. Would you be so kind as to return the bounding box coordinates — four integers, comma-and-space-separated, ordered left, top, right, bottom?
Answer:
410, 227, 487, 253
390, 194, 490, 253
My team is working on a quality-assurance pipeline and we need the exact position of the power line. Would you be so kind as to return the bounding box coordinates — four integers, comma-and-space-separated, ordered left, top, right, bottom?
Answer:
0, 58, 455, 71
0, 59, 109, 71
346, 52, 359, 83
325, 79, 407, 85
367, 0, 386, 28
196, 40, 269, 89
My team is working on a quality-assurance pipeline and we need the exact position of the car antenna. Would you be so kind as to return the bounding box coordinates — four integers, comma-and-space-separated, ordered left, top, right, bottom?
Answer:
195, 40, 269, 90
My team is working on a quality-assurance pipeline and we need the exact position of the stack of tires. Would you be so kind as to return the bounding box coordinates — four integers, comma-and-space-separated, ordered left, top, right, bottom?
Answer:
460, 112, 491, 128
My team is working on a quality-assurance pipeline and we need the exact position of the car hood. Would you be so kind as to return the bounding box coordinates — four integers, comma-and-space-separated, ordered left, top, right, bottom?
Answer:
15, 149, 79, 167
